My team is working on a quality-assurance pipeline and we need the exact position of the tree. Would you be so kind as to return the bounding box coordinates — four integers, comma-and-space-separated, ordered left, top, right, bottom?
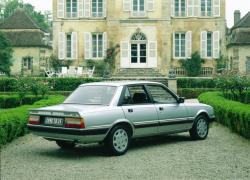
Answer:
180, 51, 205, 77
0, 32, 13, 75
4, 0, 49, 30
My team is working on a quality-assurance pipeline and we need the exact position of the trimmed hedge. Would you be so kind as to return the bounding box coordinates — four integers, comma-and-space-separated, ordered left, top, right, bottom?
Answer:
177, 88, 217, 99
0, 95, 44, 109
0, 77, 102, 92
0, 96, 65, 148
198, 92, 250, 139
177, 78, 216, 88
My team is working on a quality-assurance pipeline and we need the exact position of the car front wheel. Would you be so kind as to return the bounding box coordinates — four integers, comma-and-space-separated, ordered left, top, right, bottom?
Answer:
106, 126, 130, 156
189, 115, 209, 140
56, 140, 75, 149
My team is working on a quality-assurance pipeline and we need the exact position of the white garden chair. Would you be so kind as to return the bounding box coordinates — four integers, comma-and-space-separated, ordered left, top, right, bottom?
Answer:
44, 69, 55, 78
61, 67, 68, 77
77, 67, 83, 77
87, 66, 95, 78
68, 66, 77, 77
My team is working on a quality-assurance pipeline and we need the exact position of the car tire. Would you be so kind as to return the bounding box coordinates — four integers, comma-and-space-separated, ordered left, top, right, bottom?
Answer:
105, 126, 131, 156
189, 115, 209, 140
56, 140, 75, 149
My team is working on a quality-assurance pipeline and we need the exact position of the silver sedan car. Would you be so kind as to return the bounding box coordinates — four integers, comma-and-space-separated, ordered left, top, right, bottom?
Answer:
28, 81, 215, 156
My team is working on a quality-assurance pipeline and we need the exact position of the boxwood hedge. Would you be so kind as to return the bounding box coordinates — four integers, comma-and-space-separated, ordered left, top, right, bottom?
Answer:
198, 92, 250, 139
0, 96, 65, 148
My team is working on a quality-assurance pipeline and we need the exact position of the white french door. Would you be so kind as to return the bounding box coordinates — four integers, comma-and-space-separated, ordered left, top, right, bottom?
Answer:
130, 43, 147, 68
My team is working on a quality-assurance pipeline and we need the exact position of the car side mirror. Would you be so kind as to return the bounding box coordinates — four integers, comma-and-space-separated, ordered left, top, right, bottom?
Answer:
178, 97, 185, 103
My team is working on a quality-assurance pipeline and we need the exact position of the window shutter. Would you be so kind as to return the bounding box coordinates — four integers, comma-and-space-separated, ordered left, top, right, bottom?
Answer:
78, 0, 84, 18
213, 31, 220, 58
171, 0, 175, 17
147, 0, 154, 11
172, 32, 175, 59
103, 32, 107, 58
84, 32, 92, 59
194, 0, 200, 16
185, 31, 192, 58
213, 0, 220, 17
148, 41, 157, 68
57, 0, 65, 18
71, 32, 78, 59
58, 32, 65, 60
84, 0, 91, 17
103, 0, 107, 17
187, 0, 194, 17
123, 0, 131, 11
201, 31, 207, 58
120, 41, 130, 68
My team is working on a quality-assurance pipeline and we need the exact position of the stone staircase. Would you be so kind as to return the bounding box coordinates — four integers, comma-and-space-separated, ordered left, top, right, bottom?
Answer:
109, 68, 168, 86
113, 68, 164, 78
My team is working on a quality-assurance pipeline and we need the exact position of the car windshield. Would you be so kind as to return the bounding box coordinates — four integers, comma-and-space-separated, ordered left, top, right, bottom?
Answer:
64, 85, 117, 105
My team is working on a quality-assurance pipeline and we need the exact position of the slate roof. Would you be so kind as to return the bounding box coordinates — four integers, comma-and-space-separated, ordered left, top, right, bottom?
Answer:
232, 11, 250, 29
0, 8, 50, 48
3, 31, 48, 47
0, 8, 41, 30
228, 11, 250, 46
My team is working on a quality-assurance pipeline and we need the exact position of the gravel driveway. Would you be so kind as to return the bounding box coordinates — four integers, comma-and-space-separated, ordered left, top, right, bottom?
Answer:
1, 123, 250, 180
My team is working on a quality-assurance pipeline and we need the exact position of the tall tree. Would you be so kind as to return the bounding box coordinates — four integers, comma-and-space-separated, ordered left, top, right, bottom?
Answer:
0, 32, 13, 75
4, 0, 49, 30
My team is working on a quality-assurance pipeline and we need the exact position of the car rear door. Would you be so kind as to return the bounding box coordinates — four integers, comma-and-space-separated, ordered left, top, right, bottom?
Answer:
146, 85, 192, 133
121, 85, 158, 137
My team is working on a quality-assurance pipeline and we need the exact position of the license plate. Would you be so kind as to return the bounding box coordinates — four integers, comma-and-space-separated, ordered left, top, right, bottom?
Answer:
44, 117, 64, 126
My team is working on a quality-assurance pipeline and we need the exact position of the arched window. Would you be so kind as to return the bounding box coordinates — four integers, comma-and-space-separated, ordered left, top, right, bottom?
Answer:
130, 30, 147, 65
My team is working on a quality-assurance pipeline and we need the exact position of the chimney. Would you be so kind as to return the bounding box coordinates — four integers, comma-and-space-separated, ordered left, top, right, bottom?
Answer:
234, 10, 241, 25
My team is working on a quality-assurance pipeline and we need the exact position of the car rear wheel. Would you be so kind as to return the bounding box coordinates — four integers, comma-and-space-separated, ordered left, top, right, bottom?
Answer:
106, 126, 130, 156
189, 115, 209, 140
56, 140, 75, 149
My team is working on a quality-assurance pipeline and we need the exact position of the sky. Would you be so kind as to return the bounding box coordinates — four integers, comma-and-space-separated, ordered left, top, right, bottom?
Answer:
22, 0, 250, 28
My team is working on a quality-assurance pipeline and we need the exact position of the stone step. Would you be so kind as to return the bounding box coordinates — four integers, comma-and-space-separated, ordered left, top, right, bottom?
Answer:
113, 68, 164, 77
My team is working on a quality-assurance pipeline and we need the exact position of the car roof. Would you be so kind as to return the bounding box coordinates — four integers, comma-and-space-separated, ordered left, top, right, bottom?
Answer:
79, 81, 164, 87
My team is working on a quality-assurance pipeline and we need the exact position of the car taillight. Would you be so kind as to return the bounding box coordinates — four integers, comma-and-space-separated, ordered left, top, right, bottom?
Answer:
29, 115, 40, 125
65, 118, 85, 129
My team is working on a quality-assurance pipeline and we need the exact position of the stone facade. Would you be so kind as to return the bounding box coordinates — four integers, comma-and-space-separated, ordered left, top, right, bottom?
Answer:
53, 0, 226, 77
227, 11, 250, 75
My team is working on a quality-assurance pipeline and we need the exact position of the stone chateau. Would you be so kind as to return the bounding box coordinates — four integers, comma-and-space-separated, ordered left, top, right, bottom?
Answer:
52, 0, 226, 77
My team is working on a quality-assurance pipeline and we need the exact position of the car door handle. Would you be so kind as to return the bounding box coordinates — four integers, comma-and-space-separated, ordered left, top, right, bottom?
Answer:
128, 109, 133, 113
159, 107, 164, 111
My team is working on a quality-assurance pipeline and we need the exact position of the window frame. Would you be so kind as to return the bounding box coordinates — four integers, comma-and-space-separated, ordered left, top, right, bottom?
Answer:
132, 0, 146, 17
22, 57, 33, 70
92, 33, 104, 59
174, 0, 186, 17
118, 85, 153, 106
200, 0, 212, 17
92, 0, 104, 17
145, 84, 178, 104
174, 32, 186, 59
206, 31, 213, 58
66, 0, 78, 18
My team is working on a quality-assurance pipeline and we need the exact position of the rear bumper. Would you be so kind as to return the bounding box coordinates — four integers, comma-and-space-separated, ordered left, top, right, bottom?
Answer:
27, 124, 109, 143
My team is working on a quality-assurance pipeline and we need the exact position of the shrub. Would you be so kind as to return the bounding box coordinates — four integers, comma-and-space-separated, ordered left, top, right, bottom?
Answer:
180, 52, 205, 77
177, 88, 217, 99
216, 73, 250, 103
0, 95, 44, 109
198, 92, 250, 139
0, 77, 102, 92
0, 95, 65, 147
177, 78, 216, 88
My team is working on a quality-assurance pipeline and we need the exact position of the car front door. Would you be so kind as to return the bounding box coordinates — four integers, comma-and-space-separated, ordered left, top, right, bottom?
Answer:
146, 85, 192, 134
121, 85, 158, 137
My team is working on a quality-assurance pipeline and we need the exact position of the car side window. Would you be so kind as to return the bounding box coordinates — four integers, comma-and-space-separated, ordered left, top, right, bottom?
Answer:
147, 85, 177, 104
122, 85, 150, 105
